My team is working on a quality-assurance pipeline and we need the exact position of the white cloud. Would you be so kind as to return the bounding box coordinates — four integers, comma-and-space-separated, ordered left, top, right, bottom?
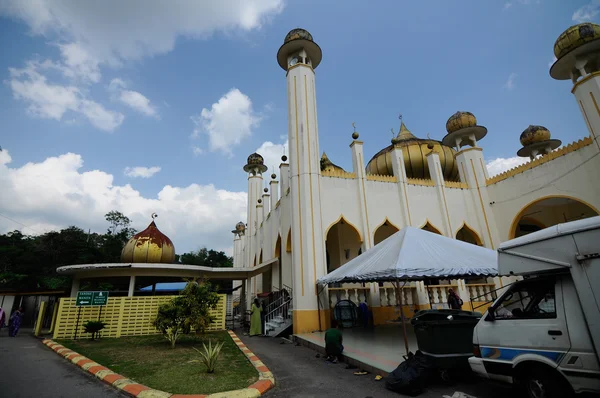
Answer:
6, 61, 124, 131
255, 139, 289, 180
504, 0, 540, 9
486, 156, 529, 176
573, 1, 600, 23
0, 0, 285, 66
504, 2, 512, 9
503, 72, 517, 91
109, 78, 158, 118
191, 88, 262, 155
124, 166, 161, 178
57, 42, 101, 83
192, 146, 205, 156
0, 149, 247, 253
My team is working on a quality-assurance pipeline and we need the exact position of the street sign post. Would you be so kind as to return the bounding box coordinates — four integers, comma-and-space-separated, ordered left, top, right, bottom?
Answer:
74, 291, 110, 340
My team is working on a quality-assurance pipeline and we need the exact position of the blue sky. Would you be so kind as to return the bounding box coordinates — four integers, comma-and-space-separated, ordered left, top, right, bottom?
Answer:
0, 0, 597, 254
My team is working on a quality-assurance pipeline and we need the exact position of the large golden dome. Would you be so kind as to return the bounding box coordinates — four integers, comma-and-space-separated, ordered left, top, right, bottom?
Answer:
366, 121, 459, 180
320, 152, 345, 173
121, 217, 176, 264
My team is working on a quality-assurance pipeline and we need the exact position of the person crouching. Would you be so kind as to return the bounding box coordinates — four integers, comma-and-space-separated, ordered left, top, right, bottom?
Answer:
325, 319, 344, 363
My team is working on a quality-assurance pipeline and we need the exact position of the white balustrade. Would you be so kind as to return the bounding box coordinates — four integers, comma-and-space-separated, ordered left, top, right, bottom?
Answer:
426, 285, 458, 307
466, 283, 496, 302
328, 287, 370, 308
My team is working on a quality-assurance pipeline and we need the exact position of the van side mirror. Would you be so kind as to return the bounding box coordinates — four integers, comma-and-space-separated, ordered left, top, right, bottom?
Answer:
485, 312, 495, 322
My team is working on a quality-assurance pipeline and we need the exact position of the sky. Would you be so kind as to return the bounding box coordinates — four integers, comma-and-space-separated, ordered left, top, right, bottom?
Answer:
0, 0, 598, 255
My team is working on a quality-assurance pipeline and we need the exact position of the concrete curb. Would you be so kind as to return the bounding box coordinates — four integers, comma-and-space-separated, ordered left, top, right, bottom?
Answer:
41, 331, 275, 398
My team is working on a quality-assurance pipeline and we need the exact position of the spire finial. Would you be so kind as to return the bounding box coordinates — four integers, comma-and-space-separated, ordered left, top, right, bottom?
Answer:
351, 122, 359, 139
399, 113, 403, 123
151, 212, 158, 220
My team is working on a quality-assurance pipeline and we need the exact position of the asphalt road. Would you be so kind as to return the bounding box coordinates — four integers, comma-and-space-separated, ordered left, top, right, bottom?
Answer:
236, 332, 516, 398
0, 330, 125, 398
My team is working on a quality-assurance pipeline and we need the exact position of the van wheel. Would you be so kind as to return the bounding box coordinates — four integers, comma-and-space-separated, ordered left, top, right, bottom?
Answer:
520, 368, 572, 398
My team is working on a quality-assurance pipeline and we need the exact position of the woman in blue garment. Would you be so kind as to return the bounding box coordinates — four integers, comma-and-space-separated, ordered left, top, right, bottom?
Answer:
9, 307, 24, 337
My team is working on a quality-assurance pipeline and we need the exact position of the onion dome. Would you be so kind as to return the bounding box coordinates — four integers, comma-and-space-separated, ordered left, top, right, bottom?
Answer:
517, 125, 562, 159
446, 111, 477, 134
554, 23, 600, 60
277, 28, 322, 70
243, 152, 268, 174
519, 125, 551, 146
232, 221, 246, 235
121, 215, 175, 264
320, 152, 345, 173
551, 22, 600, 80
366, 120, 459, 180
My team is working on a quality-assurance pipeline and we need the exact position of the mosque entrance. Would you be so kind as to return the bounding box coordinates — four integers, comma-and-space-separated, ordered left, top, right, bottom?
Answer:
325, 217, 362, 274
455, 224, 483, 246
510, 196, 600, 239
374, 219, 400, 246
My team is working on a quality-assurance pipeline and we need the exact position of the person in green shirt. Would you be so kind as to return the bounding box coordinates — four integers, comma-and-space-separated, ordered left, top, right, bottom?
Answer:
250, 298, 263, 336
325, 320, 344, 363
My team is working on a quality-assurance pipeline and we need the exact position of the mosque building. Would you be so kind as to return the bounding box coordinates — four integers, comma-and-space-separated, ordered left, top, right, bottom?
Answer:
231, 23, 600, 334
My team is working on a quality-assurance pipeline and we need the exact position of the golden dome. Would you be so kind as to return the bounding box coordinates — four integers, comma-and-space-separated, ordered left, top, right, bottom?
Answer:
446, 111, 477, 134
243, 152, 268, 174
121, 218, 176, 264
320, 152, 345, 172
520, 125, 551, 146
366, 121, 459, 180
554, 23, 600, 60
284, 28, 314, 44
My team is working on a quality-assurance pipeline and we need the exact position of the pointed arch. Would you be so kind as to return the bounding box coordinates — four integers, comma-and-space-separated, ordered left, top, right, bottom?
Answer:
324, 215, 364, 242
274, 234, 282, 258
325, 215, 363, 273
509, 194, 600, 239
286, 228, 292, 253
373, 217, 400, 245
418, 220, 442, 235
252, 255, 256, 267
455, 222, 483, 246
258, 250, 263, 264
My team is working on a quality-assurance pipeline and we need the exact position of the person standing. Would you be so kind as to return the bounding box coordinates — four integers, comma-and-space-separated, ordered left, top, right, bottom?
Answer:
447, 288, 463, 310
0, 307, 5, 332
9, 307, 24, 337
249, 298, 263, 336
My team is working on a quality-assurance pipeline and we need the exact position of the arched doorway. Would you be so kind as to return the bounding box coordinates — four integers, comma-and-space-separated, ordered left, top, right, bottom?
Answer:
510, 196, 600, 239
286, 229, 292, 253
455, 223, 483, 246
374, 219, 400, 245
421, 221, 442, 235
274, 235, 282, 290
325, 217, 363, 273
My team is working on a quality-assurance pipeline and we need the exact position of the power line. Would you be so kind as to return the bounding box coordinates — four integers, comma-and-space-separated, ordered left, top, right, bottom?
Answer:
0, 212, 42, 234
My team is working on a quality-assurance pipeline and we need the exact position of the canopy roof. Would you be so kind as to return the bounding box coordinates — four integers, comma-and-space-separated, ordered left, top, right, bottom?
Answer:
317, 226, 498, 284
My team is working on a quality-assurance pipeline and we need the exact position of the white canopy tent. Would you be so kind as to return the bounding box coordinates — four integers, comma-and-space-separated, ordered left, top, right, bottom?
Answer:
317, 226, 498, 356
317, 226, 498, 285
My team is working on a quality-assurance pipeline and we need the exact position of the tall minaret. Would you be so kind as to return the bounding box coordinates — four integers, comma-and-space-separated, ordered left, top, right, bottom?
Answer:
277, 28, 328, 333
243, 153, 267, 298
551, 22, 600, 153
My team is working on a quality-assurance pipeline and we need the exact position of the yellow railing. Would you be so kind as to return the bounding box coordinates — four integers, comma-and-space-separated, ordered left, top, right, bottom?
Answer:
366, 174, 398, 183
321, 169, 357, 179
53, 294, 226, 340
406, 178, 435, 186
444, 180, 468, 189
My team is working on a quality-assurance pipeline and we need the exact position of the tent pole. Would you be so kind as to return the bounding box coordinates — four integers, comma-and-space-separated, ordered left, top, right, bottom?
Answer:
395, 279, 410, 356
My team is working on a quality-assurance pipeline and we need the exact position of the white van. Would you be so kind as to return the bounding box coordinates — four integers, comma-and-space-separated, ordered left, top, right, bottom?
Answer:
468, 217, 600, 398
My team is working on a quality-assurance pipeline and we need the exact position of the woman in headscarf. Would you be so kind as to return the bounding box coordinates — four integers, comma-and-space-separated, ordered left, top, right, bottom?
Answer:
447, 289, 463, 310
249, 298, 263, 336
9, 307, 24, 337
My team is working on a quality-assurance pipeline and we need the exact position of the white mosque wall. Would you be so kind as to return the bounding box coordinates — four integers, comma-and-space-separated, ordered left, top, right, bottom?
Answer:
404, 184, 447, 233
364, 180, 403, 241
486, 139, 600, 241
444, 187, 487, 243
320, 176, 363, 239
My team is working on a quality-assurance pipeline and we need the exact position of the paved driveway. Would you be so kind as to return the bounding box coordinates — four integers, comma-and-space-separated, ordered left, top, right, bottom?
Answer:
236, 332, 515, 398
0, 331, 124, 398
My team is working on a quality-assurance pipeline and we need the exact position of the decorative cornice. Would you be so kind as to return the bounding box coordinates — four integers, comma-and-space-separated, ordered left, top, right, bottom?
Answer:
444, 180, 469, 189
571, 71, 600, 94
321, 169, 357, 179
349, 140, 364, 148
366, 174, 398, 183
406, 178, 435, 187
486, 136, 593, 185
456, 147, 483, 156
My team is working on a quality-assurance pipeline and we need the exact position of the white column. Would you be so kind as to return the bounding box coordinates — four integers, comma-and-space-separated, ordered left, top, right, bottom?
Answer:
426, 151, 452, 236
279, 163, 289, 198
262, 193, 270, 221
390, 146, 411, 227
70, 277, 80, 297
128, 276, 136, 297
270, 179, 279, 210
350, 140, 372, 250
571, 74, 600, 152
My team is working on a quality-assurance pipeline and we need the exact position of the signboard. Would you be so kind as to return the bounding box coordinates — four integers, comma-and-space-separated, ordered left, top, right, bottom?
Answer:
76, 291, 109, 307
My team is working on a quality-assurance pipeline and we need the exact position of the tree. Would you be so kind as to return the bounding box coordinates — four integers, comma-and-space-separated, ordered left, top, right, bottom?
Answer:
176, 248, 233, 268
152, 279, 220, 348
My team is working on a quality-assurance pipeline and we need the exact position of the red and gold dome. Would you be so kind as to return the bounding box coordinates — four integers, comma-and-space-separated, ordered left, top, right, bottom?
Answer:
121, 215, 176, 264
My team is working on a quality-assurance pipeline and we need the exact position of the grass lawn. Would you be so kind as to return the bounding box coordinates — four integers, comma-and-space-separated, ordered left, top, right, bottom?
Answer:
58, 332, 258, 395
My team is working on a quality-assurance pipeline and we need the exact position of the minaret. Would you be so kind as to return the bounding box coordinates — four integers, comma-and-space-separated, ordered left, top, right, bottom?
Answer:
243, 153, 267, 298
551, 22, 600, 152
277, 28, 328, 333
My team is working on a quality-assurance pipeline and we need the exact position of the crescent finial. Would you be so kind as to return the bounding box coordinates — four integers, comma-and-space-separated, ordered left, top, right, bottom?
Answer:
151, 213, 158, 219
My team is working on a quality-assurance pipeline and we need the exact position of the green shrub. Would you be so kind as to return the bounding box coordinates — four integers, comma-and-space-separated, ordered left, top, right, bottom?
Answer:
83, 320, 107, 340
193, 340, 224, 373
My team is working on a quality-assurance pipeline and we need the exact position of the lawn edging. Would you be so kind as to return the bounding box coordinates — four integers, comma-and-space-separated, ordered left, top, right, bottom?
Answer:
41, 330, 275, 398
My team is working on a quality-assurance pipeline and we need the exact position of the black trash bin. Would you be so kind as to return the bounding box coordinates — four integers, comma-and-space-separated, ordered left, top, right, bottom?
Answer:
410, 309, 481, 373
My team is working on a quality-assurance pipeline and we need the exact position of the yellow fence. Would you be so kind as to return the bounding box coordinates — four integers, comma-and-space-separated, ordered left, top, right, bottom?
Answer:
53, 294, 226, 340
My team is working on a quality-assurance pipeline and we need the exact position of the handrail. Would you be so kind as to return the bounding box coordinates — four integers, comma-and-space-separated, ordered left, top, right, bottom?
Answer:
264, 296, 292, 336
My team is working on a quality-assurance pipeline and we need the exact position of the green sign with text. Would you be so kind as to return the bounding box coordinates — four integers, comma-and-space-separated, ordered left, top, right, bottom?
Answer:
76, 291, 109, 307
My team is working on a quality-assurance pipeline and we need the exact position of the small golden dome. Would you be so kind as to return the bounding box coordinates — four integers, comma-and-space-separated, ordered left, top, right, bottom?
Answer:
554, 23, 600, 60
271, 173, 277, 179
235, 222, 246, 232
446, 111, 477, 134
121, 218, 175, 264
366, 121, 459, 180
520, 125, 551, 146
243, 152, 268, 174
320, 152, 345, 173
284, 28, 314, 44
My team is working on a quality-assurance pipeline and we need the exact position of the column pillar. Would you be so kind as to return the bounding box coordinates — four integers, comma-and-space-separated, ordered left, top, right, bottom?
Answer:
350, 139, 372, 250
426, 150, 452, 236
128, 276, 136, 297
70, 277, 80, 297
